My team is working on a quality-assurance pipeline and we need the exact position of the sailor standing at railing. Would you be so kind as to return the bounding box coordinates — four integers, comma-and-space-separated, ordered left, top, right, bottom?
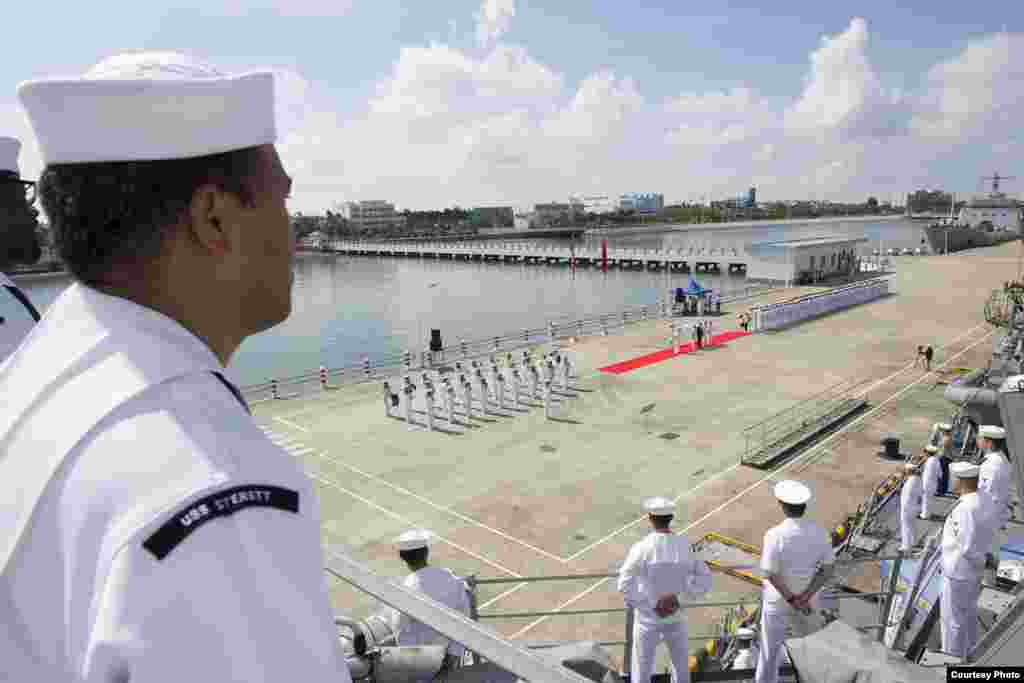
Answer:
940, 462, 999, 658
0, 53, 352, 681
921, 445, 942, 519
391, 530, 472, 678
618, 498, 712, 683
756, 481, 834, 683
977, 425, 1012, 555
899, 462, 924, 553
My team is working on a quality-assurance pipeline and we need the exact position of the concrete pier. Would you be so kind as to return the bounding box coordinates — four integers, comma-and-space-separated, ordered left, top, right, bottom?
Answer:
306, 239, 752, 273
254, 246, 1006, 667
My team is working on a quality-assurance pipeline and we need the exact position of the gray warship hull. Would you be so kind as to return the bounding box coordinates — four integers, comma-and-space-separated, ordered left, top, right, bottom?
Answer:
923, 224, 1018, 254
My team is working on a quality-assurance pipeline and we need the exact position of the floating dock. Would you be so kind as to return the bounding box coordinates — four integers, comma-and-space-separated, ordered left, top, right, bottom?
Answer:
315, 239, 752, 273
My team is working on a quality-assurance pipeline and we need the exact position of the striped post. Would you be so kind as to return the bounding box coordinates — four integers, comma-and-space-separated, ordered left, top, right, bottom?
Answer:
460, 339, 468, 358
548, 321, 555, 341
320, 366, 328, 390
523, 329, 530, 343
363, 357, 371, 378
494, 336, 500, 352
271, 378, 280, 400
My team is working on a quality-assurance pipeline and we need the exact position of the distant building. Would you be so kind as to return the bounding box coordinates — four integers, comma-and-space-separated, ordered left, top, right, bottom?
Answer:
298, 230, 327, 248
340, 200, 404, 229
958, 198, 1022, 231
619, 193, 664, 214
569, 195, 618, 215
471, 206, 514, 228
532, 202, 582, 227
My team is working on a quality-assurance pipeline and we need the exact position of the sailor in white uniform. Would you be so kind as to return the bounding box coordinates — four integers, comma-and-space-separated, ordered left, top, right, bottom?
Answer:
756, 481, 834, 683
509, 366, 521, 409
977, 425, 1012, 537
543, 378, 554, 419
458, 373, 473, 419
562, 351, 573, 386
475, 367, 489, 415
940, 462, 999, 658
442, 378, 456, 426
494, 366, 505, 410
391, 530, 472, 677
383, 380, 396, 417
899, 461, 924, 553
403, 375, 417, 424
424, 383, 436, 431
921, 445, 942, 519
0, 136, 43, 366
618, 498, 712, 683
0, 53, 351, 682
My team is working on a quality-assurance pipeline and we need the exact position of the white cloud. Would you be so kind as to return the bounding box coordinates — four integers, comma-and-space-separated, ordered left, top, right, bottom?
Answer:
911, 32, 1024, 141
665, 87, 753, 116
475, 0, 515, 48
208, 0, 354, 16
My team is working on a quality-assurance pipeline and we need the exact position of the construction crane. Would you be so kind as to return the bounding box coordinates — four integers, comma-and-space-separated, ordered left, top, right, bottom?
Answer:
981, 172, 1016, 195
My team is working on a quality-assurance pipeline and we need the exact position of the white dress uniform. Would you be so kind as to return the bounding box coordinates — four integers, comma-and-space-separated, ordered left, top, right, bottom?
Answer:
391, 532, 472, 661
0, 284, 349, 682
2, 52, 351, 683
509, 368, 521, 409
940, 463, 999, 658
0, 271, 41, 367
899, 465, 924, 551
618, 499, 712, 683
756, 482, 834, 683
921, 447, 942, 519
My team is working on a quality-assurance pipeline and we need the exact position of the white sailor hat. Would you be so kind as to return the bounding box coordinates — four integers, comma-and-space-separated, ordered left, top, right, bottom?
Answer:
735, 627, 756, 640
979, 425, 1006, 439
925, 444, 938, 454
643, 497, 675, 516
938, 423, 953, 432
0, 137, 21, 175
396, 529, 432, 551
950, 462, 981, 479
17, 51, 276, 166
773, 480, 812, 505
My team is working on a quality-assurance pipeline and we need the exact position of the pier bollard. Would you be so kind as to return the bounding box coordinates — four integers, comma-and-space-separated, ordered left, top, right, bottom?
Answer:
363, 357, 371, 379
271, 378, 280, 400
319, 366, 328, 390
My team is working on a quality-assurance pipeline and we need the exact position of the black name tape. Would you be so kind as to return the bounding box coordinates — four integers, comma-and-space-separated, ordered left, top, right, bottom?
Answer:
143, 485, 300, 560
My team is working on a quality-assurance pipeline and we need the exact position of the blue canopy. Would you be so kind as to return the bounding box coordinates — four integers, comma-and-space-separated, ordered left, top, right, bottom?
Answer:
685, 277, 706, 296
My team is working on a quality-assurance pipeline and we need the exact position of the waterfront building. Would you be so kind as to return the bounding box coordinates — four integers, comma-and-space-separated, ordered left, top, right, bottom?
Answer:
569, 195, 618, 215
341, 200, 404, 230
747, 236, 868, 285
531, 202, 582, 227
470, 207, 514, 228
619, 193, 664, 214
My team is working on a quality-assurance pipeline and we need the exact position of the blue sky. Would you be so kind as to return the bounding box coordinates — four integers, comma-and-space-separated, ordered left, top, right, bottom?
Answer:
2, 1, 1023, 212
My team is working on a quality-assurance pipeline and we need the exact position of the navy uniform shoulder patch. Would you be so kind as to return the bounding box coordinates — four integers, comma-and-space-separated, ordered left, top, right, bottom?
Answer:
143, 485, 300, 560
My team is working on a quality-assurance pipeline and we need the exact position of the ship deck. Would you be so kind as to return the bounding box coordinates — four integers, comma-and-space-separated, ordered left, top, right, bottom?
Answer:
252, 242, 1019, 670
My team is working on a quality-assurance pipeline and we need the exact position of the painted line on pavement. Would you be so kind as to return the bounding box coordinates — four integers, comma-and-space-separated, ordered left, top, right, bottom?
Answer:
509, 326, 995, 638
312, 470, 522, 579
315, 452, 567, 564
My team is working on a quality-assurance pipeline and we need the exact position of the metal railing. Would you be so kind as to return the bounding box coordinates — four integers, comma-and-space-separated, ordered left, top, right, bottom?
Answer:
241, 283, 781, 402
452, 554, 903, 675
740, 377, 872, 466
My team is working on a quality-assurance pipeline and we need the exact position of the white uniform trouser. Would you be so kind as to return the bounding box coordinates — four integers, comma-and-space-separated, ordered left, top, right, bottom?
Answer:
941, 576, 982, 658
921, 492, 932, 519
530, 374, 538, 399
900, 506, 919, 551
561, 366, 569, 390
495, 382, 504, 409
544, 387, 553, 419
447, 395, 455, 425
510, 378, 519, 408
462, 388, 472, 417
632, 619, 690, 683
404, 392, 414, 422
385, 395, 392, 416
478, 383, 488, 415
425, 398, 434, 430
755, 605, 818, 683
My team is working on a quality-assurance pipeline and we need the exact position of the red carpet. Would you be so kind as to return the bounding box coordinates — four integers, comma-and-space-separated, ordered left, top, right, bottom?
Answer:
599, 330, 752, 375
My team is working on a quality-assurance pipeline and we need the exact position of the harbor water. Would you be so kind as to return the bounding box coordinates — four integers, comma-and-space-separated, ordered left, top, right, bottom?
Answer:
12, 218, 926, 387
